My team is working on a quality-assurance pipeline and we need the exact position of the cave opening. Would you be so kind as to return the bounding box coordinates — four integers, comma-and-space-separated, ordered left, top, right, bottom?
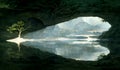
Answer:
7, 16, 111, 61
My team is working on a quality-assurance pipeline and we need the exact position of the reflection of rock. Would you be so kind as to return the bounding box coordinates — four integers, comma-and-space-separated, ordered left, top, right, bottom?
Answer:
23, 39, 110, 61
55, 45, 109, 61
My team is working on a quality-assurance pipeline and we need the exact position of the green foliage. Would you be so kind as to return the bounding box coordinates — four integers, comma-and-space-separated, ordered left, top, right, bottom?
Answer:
7, 21, 25, 33
0, 0, 18, 8
0, 2, 9, 8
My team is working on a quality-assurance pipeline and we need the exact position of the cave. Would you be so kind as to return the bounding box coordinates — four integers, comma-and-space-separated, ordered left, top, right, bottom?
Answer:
0, 0, 120, 70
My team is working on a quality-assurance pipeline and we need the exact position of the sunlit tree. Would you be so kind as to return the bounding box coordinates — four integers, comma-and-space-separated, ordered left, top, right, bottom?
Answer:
7, 21, 26, 51
7, 21, 25, 37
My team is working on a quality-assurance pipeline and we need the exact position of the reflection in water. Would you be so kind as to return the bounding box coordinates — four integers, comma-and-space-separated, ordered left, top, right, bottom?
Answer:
23, 36, 109, 61
21, 17, 111, 61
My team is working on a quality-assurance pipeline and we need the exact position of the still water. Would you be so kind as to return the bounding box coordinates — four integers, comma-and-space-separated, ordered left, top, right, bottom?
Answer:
23, 17, 111, 61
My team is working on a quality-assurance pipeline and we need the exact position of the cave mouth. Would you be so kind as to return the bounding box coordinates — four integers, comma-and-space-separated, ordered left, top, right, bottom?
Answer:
7, 16, 111, 61
22, 16, 111, 61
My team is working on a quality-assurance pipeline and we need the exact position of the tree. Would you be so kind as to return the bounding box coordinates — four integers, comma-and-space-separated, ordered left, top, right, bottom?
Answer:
6, 21, 27, 51
7, 21, 25, 37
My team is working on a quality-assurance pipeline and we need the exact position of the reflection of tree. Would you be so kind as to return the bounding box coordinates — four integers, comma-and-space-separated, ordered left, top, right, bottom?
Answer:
5, 47, 23, 60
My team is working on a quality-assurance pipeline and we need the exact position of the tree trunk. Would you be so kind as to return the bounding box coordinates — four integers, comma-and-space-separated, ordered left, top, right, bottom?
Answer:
18, 30, 22, 38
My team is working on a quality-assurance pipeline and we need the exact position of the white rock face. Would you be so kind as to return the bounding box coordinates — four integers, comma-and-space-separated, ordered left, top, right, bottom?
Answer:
23, 16, 111, 61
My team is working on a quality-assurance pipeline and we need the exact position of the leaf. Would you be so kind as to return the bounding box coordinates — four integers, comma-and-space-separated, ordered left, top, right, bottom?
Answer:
11, 28, 17, 30
7, 29, 10, 31
12, 24, 17, 27
7, 20, 26, 34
